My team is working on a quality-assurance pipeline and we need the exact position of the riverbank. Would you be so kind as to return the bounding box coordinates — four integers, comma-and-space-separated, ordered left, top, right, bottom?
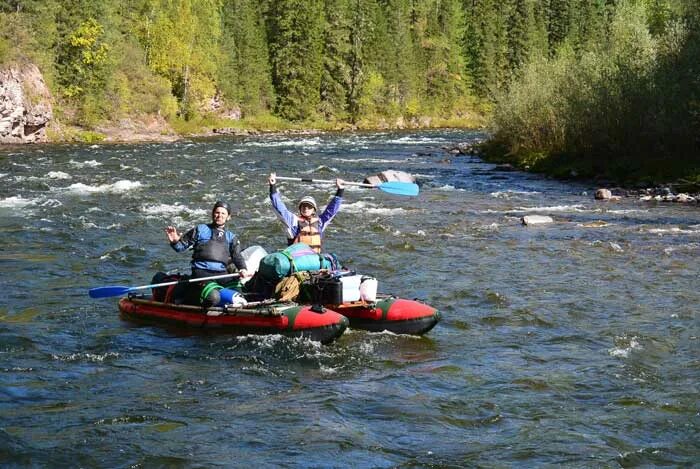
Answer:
43, 113, 488, 145
457, 139, 700, 205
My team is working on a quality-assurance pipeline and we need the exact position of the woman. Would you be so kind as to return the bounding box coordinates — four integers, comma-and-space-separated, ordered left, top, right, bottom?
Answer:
268, 173, 344, 253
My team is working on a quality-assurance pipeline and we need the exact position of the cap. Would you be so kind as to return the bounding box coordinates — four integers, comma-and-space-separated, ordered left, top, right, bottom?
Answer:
298, 196, 317, 211
212, 200, 231, 214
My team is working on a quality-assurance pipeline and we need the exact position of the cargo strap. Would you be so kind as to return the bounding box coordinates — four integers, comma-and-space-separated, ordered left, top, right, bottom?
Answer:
200, 282, 223, 303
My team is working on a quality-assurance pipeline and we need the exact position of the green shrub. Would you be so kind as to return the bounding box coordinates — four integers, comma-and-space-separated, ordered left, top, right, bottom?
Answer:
489, 0, 699, 183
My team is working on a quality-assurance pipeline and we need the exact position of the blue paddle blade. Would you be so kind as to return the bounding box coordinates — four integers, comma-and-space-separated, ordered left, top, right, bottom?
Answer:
376, 181, 419, 196
88, 286, 132, 298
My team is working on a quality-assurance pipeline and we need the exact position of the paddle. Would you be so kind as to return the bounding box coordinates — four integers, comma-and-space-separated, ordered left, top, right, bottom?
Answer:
88, 272, 240, 299
275, 176, 419, 196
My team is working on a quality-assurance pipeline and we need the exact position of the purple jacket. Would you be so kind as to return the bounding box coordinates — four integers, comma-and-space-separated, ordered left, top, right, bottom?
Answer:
269, 184, 343, 244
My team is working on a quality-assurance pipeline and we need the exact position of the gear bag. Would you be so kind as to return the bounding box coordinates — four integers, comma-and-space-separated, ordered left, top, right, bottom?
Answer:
274, 271, 313, 302
258, 243, 335, 282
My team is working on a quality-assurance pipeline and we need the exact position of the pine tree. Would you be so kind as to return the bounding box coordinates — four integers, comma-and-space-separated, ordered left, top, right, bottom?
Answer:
346, 0, 370, 122
547, 0, 571, 55
506, 0, 531, 78
414, 0, 467, 114
464, 0, 509, 97
220, 0, 274, 115
266, 0, 325, 121
319, 0, 351, 120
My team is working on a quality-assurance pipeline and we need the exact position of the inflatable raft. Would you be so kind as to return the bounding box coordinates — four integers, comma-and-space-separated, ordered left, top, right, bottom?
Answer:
329, 296, 440, 335
114, 244, 440, 341
118, 293, 438, 339
118, 297, 348, 344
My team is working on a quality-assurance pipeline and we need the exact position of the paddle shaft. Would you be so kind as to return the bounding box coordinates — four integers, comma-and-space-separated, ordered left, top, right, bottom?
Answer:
88, 272, 241, 298
140, 272, 240, 291
275, 176, 375, 188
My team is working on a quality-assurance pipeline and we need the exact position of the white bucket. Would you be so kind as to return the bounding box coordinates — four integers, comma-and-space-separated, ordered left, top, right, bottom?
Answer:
359, 276, 378, 302
241, 245, 268, 274
339, 274, 362, 302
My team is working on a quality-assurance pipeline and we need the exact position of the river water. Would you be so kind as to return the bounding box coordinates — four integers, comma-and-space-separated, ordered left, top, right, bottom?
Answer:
0, 130, 697, 467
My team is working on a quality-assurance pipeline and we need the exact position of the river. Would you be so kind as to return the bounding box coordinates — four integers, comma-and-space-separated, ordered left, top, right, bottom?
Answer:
1, 130, 698, 467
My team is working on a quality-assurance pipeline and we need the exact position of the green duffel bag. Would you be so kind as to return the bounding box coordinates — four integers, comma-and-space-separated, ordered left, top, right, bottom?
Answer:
258, 243, 334, 282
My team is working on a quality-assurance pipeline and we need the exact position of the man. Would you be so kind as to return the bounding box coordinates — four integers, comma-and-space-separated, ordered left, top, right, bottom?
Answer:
165, 201, 249, 305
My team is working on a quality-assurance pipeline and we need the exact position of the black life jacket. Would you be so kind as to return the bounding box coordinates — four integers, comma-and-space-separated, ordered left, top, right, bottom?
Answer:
192, 223, 231, 264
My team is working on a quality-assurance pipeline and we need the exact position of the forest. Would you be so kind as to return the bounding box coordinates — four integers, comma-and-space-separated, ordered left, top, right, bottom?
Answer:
1, 0, 698, 184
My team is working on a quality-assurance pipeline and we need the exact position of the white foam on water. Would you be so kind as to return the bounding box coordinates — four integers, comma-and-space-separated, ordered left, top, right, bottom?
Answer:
141, 203, 207, 218
663, 243, 700, 255
82, 221, 122, 229
69, 159, 102, 168
62, 180, 142, 194
384, 135, 448, 145
605, 209, 648, 214
47, 171, 71, 179
120, 164, 143, 173
490, 190, 541, 199
609, 336, 642, 358
648, 227, 700, 235
510, 204, 590, 213
332, 157, 403, 164
0, 195, 34, 208
52, 352, 120, 362
244, 137, 323, 147
40, 199, 63, 208
301, 165, 338, 174
435, 184, 465, 192
342, 200, 406, 216
0, 173, 7, 178
319, 365, 339, 375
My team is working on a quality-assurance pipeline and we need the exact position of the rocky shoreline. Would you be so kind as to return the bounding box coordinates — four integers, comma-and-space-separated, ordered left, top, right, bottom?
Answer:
442, 141, 700, 205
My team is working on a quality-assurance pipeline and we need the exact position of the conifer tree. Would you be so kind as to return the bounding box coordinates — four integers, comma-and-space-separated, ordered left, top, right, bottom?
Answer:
464, 0, 508, 97
422, 0, 466, 114
547, 0, 571, 55
219, 0, 274, 115
506, 0, 531, 78
320, 0, 351, 120
346, 0, 370, 122
266, 0, 324, 121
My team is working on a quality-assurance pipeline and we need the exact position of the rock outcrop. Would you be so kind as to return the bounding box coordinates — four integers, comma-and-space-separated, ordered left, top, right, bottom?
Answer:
0, 63, 53, 144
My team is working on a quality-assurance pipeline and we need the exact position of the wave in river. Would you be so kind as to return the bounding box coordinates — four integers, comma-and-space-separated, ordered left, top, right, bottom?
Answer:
59, 180, 142, 195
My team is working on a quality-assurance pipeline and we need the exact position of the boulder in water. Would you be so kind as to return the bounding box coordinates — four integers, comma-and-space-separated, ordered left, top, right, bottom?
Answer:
522, 215, 554, 226
363, 170, 415, 186
595, 188, 612, 200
